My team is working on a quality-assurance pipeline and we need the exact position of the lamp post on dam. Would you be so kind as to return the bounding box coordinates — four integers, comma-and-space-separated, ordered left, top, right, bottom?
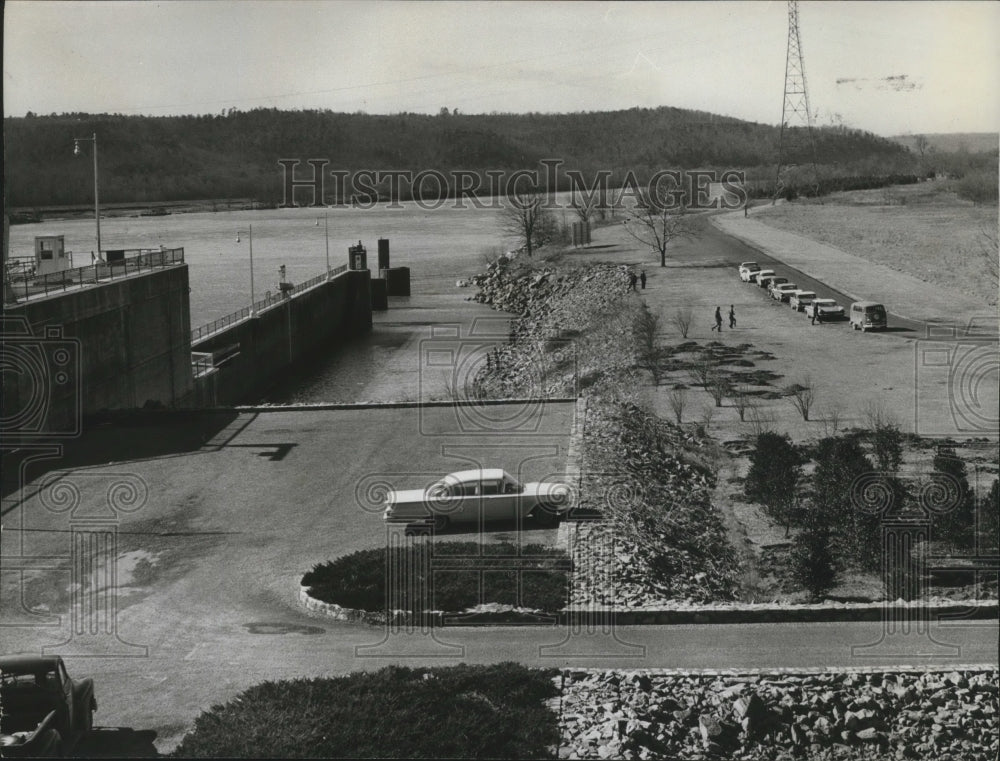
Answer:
236, 225, 256, 316
72, 132, 101, 257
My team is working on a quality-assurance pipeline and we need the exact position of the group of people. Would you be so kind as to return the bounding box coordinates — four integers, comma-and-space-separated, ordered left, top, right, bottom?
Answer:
711, 305, 737, 332
628, 269, 647, 290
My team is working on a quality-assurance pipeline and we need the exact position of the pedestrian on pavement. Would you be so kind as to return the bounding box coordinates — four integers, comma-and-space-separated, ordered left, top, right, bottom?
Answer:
811, 306, 817, 325
712, 306, 723, 332
640, 270, 647, 289
729, 305, 736, 329
628, 271, 638, 291
744, 202, 749, 218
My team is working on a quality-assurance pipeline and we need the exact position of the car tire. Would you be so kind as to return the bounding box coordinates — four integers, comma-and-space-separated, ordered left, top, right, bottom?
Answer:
432, 514, 449, 532
531, 507, 559, 527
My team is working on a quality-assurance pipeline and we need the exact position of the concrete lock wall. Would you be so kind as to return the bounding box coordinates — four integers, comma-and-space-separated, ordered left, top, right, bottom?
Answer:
2, 265, 193, 434
189, 269, 372, 406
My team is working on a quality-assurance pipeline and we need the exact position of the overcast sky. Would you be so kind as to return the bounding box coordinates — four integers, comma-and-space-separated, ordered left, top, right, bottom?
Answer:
3, 1, 998, 136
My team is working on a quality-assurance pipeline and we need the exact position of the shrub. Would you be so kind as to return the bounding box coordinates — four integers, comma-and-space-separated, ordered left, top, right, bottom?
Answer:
812, 437, 880, 570
171, 663, 560, 758
790, 511, 838, 600
302, 542, 569, 613
929, 447, 976, 548
744, 432, 802, 535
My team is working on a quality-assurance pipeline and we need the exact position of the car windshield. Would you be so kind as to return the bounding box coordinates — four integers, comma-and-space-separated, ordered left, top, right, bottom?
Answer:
816, 300, 836, 306
867, 306, 886, 317
798, 293, 815, 299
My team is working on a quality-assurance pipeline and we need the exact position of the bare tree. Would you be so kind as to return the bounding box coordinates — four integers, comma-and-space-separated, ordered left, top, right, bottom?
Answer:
634, 304, 664, 385
571, 196, 599, 224
667, 386, 687, 425
746, 401, 776, 437
621, 188, 695, 267
500, 191, 556, 258
687, 351, 715, 389
706, 371, 730, 408
860, 398, 895, 431
699, 403, 716, 430
786, 375, 816, 421
671, 308, 693, 338
731, 384, 753, 421
819, 401, 844, 437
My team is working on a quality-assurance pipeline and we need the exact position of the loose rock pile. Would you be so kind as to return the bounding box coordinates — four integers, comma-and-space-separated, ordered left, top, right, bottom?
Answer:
471, 258, 741, 606
572, 401, 741, 606
552, 668, 999, 760
471, 259, 638, 399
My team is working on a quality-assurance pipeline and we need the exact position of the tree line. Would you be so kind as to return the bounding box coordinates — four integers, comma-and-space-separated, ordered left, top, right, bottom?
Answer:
5, 107, 920, 207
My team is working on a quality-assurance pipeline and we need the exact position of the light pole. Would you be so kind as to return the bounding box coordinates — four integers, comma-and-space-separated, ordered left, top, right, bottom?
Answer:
72, 133, 101, 257
236, 225, 256, 315
322, 213, 330, 279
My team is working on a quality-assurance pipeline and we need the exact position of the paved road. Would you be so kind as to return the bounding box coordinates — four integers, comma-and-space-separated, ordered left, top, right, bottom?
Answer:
688, 216, 973, 340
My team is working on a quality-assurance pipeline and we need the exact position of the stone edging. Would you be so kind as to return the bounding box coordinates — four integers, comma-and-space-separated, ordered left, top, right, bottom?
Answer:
298, 584, 997, 627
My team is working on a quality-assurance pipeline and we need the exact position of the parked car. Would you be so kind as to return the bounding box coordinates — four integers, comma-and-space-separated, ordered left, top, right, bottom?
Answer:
805, 298, 845, 321
758, 274, 784, 289
742, 268, 772, 283
738, 261, 759, 277
849, 301, 888, 331
0, 656, 96, 756
789, 290, 817, 312
770, 283, 799, 301
383, 468, 571, 530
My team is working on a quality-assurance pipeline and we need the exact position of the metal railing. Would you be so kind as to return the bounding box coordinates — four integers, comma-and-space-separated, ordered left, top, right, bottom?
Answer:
191, 263, 351, 343
4, 248, 185, 305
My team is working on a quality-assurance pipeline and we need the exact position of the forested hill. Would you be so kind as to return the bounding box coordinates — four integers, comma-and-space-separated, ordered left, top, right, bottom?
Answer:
5, 107, 916, 207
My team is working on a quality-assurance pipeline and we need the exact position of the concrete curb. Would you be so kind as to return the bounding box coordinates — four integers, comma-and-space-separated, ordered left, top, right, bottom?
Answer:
557, 397, 589, 552
85, 397, 580, 424
298, 584, 997, 627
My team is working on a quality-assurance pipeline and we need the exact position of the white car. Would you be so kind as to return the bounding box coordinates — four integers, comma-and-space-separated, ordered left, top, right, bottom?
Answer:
738, 261, 759, 278
382, 469, 570, 530
770, 283, 799, 302
759, 274, 785, 289
805, 298, 845, 321
744, 268, 774, 284
789, 290, 817, 312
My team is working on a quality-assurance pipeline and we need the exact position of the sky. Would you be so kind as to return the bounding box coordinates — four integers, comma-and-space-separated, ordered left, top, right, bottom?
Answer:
3, 1, 999, 136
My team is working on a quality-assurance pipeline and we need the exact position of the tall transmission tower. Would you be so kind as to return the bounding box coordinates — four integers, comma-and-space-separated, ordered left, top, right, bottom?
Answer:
774, 0, 819, 202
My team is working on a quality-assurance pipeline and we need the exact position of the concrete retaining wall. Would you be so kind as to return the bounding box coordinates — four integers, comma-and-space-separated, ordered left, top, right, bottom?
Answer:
2, 265, 192, 435
189, 269, 372, 405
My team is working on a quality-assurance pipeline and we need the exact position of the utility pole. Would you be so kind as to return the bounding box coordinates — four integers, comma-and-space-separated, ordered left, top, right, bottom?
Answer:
774, 1, 819, 203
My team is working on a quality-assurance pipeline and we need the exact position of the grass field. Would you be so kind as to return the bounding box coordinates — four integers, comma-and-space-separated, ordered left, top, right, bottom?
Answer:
752, 180, 998, 305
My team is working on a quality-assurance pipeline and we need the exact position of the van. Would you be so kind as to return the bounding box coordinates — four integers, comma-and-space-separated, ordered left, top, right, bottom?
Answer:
850, 301, 887, 332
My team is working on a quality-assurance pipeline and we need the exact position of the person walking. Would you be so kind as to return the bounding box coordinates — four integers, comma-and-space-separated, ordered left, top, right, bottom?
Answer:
640, 270, 647, 289
628, 271, 638, 291
811, 305, 818, 325
712, 306, 723, 332
728, 305, 736, 329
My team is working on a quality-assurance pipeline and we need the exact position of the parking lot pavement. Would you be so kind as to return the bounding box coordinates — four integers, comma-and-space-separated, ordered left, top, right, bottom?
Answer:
0, 402, 575, 752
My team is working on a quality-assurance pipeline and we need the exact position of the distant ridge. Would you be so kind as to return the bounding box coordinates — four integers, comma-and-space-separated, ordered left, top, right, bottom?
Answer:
5, 107, 916, 207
